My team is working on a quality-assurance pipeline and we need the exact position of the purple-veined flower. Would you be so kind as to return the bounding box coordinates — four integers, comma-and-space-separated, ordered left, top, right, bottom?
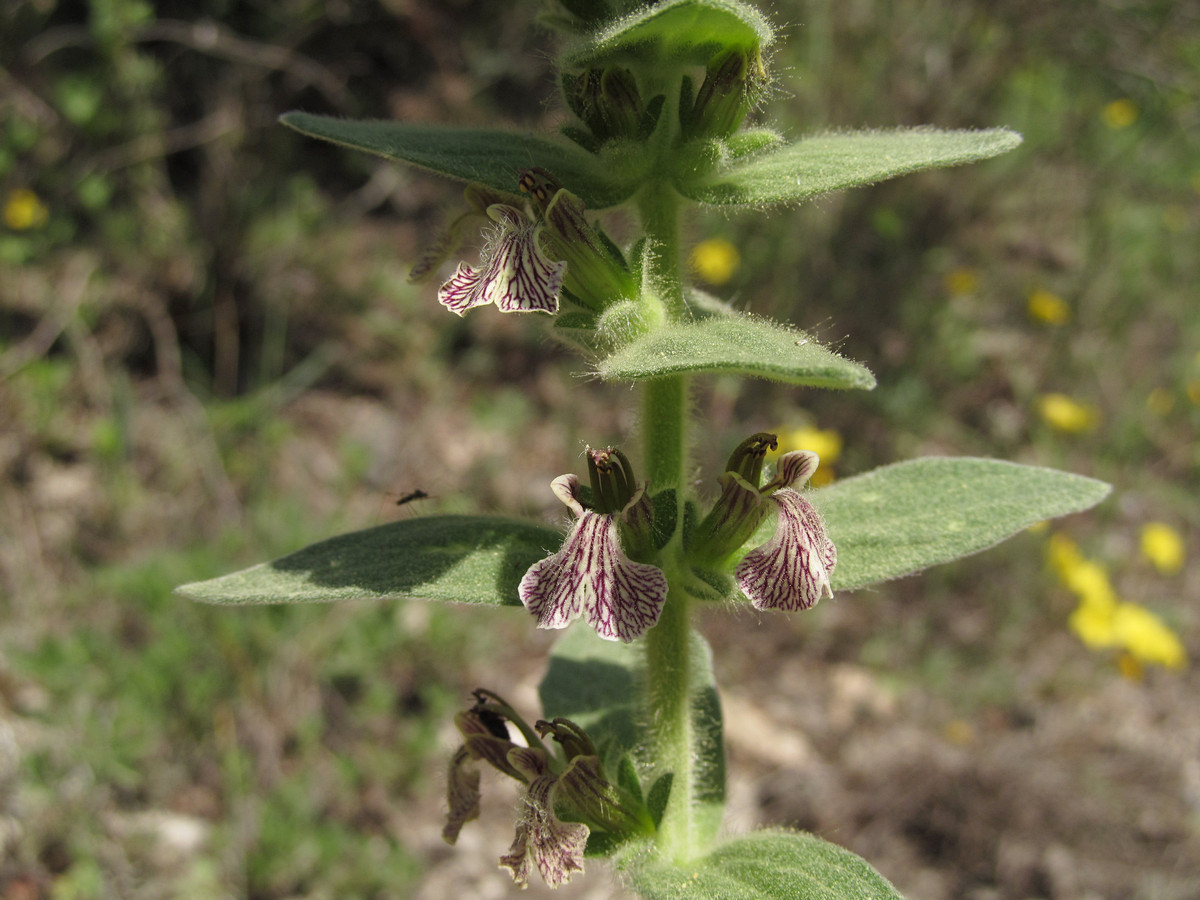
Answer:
498, 746, 589, 888
690, 434, 836, 612
519, 448, 667, 642
438, 203, 565, 316
735, 449, 836, 611
443, 692, 647, 890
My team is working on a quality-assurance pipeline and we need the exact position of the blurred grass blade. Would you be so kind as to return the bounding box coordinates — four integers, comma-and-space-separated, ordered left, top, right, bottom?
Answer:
280, 112, 631, 208
563, 0, 774, 69
805, 458, 1111, 591
626, 829, 905, 899
541, 626, 725, 846
598, 313, 876, 389
176, 516, 558, 606
680, 127, 1022, 206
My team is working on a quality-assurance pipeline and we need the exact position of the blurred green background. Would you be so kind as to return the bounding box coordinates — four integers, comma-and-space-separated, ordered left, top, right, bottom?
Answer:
1, 1, 1197, 898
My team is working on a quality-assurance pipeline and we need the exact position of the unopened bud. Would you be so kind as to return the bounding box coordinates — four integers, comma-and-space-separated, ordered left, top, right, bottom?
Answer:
683, 48, 764, 139
724, 432, 777, 487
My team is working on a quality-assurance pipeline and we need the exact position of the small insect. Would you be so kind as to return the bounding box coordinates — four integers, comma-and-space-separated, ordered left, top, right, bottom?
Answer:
395, 489, 431, 507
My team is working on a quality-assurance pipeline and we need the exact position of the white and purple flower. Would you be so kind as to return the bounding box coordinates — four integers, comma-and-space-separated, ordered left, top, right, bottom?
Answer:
735, 449, 837, 611
519, 448, 667, 643
689, 434, 836, 612
498, 746, 590, 889
437, 203, 565, 316
443, 691, 646, 890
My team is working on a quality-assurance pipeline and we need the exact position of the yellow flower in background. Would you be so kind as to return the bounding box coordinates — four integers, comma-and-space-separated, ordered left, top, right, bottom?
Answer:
1140, 522, 1185, 575
1046, 532, 1083, 575
1146, 388, 1174, 417
1037, 393, 1099, 434
1111, 603, 1187, 669
944, 267, 979, 297
773, 426, 842, 486
1062, 559, 1119, 610
1026, 289, 1070, 325
1069, 601, 1118, 649
1116, 652, 1144, 681
690, 238, 740, 285
1102, 98, 1139, 129
3, 188, 49, 230
1187, 380, 1200, 407
1050, 531, 1188, 671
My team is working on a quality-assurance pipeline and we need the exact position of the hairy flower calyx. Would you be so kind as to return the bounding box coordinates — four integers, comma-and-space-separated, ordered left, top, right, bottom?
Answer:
520, 168, 636, 311
585, 445, 638, 514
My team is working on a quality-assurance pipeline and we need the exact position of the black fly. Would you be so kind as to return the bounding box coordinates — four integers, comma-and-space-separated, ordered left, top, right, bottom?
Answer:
395, 489, 430, 507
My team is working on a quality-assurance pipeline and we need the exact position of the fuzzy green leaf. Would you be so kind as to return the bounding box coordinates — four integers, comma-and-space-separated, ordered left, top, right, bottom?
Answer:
175, 516, 558, 607
541, 627, 725, 845
679, 127, 1022, 206
598, 314, 876, 389
564, 0, 774, 71
803, 458, 1111, 591
625, 829, 905, 899
280, 112, 631, 208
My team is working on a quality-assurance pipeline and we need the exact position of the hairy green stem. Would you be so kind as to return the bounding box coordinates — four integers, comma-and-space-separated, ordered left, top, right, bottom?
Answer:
636, 181, 687, 322
643, 562, 695, 860
638, 178, 710, 862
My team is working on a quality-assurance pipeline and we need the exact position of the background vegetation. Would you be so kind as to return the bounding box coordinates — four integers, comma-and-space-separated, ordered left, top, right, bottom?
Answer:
1, 1, 1197, 897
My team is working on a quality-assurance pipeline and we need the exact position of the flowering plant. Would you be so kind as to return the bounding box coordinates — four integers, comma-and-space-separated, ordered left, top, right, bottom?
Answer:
178, 2, 1111, 895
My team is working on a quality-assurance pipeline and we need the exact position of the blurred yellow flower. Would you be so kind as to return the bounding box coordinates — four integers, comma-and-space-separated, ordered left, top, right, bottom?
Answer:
1051, 531, 1187, 670
1111, 603, 1187, 669
1027, 289, 1070, 325
1116, 652, 1144, 681
1046, 532, 1083, 577
690, 238, 740, 285
1065, 560, 1119, 610
1069, 601, 1118, 649
1140, 522, 1185, 575
3, 188, 49, 230
1102, 98, 1139, 129
944, 267, 978, 297
773, 426, 842, 485
1145, 388, 1174, 417
1037, 393, 1099, 434
777, 426, 842, 464
1187, 380, 1200, 407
